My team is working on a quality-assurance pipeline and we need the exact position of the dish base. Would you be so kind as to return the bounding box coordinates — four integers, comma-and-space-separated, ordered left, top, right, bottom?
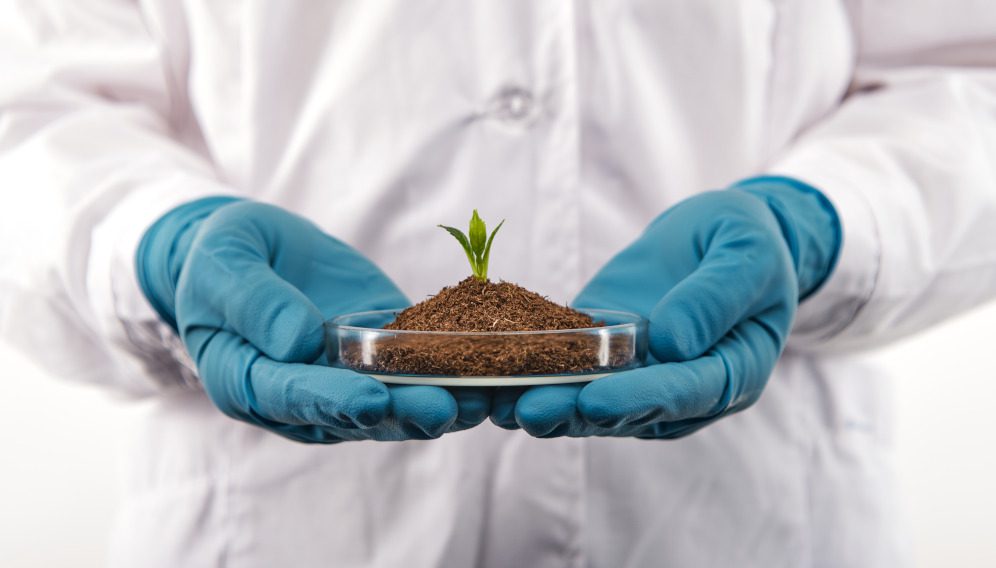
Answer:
366, 372, 613, 387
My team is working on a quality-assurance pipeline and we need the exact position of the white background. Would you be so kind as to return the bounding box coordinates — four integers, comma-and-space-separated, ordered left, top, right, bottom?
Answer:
1, 305, 995, 567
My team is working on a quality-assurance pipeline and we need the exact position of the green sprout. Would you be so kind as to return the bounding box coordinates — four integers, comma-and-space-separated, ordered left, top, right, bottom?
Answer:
438, 210, 505, 282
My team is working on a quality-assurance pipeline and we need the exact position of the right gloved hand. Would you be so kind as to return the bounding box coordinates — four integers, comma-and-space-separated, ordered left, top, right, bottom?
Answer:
136, 197, 490, 443
490, 177, 841, 439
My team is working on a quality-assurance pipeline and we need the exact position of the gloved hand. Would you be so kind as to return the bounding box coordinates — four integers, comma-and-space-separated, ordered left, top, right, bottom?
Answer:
137, 197, 490, 443
490, 177, 841, 438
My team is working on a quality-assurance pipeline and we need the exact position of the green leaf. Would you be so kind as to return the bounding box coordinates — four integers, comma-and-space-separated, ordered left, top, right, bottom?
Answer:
438, 224, 479, 275
480, 219, 505, 281
469, 209, 487, 258
440, 211, 504, 281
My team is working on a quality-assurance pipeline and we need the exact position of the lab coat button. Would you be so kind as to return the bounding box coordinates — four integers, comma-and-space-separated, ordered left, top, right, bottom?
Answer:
488, 87, 535, 124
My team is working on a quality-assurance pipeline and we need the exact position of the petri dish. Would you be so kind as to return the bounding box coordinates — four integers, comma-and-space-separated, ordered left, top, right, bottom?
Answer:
324, 309, 648, 386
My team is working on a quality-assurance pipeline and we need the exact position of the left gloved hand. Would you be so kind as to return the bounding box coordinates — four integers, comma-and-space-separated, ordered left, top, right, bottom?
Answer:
137, 197, 491, 444
490, 177, 841, 438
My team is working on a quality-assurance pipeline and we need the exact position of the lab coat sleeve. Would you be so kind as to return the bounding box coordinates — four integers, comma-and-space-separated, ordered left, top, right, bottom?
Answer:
0, 2, 235, 395
771, 1, 996, 353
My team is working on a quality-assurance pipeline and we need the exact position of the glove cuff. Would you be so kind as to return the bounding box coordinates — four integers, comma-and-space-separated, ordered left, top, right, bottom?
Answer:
135, 196, 243, 330
733, 176, 843, 300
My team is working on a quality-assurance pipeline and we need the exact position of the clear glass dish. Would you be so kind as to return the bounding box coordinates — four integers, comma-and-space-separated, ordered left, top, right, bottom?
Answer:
324, 309, 648, 386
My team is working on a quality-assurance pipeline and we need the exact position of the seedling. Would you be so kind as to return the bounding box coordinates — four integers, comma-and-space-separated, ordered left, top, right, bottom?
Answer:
438, 210, 505, 282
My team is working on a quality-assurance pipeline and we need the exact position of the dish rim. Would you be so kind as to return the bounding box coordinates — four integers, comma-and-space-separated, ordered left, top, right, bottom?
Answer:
326, 308, 647, 337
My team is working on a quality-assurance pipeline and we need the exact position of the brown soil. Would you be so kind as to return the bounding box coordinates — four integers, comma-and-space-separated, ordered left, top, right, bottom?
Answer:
339, 278, 633, 377
384, 277, 598, 332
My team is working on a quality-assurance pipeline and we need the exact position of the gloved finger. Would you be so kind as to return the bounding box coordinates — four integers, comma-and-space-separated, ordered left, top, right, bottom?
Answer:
577, 358, 726, 428
198, 250, 325, 363
513, 384, 585, 438
447, 387, 493, 432
383, 385, 460, 440
180, 247, 326, 364
283, 385, 466, 443
251, 358, 393, 428
490, 386, 528, 430
647, 232, 782, 363
189, 326, 390, 429
579, 314, 784, 428
705, 311, 786, 412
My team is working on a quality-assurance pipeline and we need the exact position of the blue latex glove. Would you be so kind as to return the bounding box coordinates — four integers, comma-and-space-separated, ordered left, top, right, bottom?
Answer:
490, 177, 841, 438
137, 197, 490, 443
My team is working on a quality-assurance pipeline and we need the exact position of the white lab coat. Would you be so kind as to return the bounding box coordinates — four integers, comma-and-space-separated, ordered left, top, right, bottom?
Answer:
2, 1, 996, 567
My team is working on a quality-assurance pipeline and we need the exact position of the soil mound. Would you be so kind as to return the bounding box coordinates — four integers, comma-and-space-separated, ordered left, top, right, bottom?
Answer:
385, 277, 598, 332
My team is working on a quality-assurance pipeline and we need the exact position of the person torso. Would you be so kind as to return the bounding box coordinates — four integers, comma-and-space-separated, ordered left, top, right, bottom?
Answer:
110, 2, 905, 567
